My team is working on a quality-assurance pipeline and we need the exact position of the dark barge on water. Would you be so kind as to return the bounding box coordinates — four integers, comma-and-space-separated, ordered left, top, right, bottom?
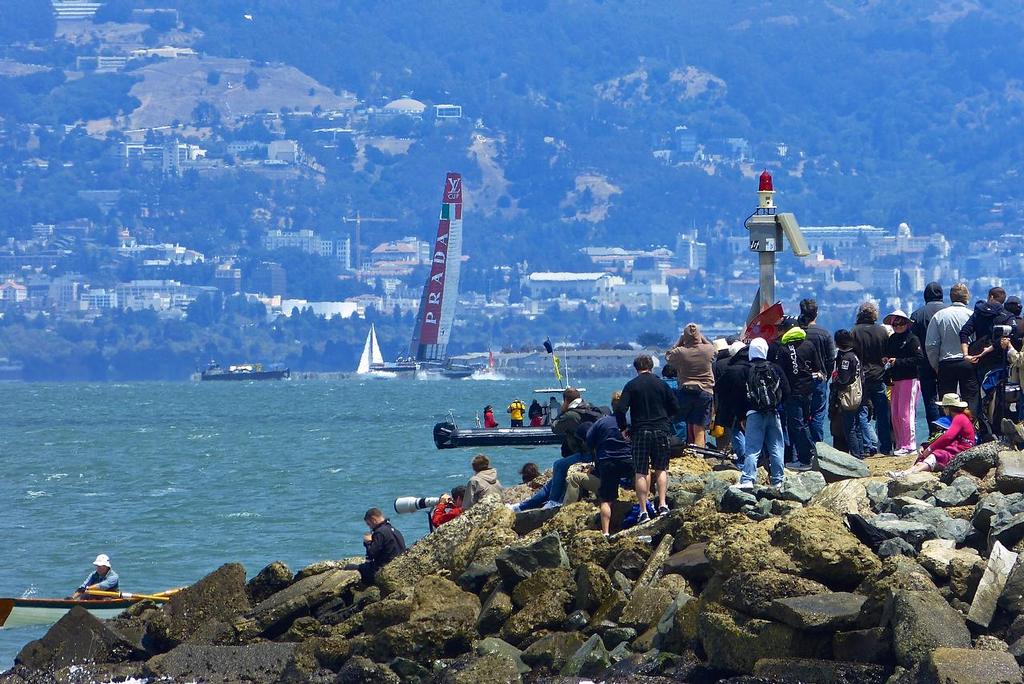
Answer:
200, 362, 290, 381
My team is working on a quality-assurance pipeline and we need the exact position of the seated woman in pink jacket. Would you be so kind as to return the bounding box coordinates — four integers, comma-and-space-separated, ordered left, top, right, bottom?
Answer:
889, 393, 976, 478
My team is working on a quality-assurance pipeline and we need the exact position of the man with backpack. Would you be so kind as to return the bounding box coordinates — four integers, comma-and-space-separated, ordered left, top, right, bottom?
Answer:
735, 337, 790, 490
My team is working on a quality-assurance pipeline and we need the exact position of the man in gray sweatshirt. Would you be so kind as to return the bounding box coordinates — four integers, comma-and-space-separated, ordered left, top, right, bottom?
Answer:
926, 283, 976, 413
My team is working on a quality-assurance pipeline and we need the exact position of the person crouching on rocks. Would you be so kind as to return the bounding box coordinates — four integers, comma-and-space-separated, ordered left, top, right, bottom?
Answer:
429, 485, 465, 530
356, 508, 406, 584
585, 391, 636, 536
888, 393, 976, 479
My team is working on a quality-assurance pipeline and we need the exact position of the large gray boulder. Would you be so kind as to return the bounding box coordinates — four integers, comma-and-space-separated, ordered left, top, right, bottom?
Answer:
753, 658, 889, 684
560, 633, 610, 677
940, 440, 1003, 483
247, 561, 293, 603
496, 533, 570, 588
718, 570, 830, 618
16, 607, 143, 673
861, 514, 937, 549
900, 505, 972, 543
371, 576, 481, 663
933, 475, 980, 507
663, 542, 712, 582
974, 492, 1024, 532
813, 442, 870, 482
927, 647, 1023, 684
808, 479, 871, 516
476, 637, 530, 675
438, 652, 522, 684
146, 562, 252, 649
887, 590, 971, 667
520, 631, 586, 672
991, 511, 1024, 549
143, 643, 302, 683
767, 592, 867, 632
376, 498, 515, 593
776, 470, 827, 503
245, 568, 359, 636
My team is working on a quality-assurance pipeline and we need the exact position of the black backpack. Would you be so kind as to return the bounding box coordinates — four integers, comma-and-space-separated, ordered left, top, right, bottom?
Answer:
746, 362, 782, 411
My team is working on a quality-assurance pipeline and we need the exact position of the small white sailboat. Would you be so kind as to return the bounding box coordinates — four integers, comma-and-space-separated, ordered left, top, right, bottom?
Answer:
356, 325, 396, 377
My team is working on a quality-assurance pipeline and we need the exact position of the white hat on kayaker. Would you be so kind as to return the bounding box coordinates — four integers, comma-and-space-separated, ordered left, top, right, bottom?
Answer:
93, 554, 111, 567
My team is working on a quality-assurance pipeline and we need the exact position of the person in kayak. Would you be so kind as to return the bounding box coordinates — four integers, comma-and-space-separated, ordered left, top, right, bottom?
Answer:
73, 554, 119, 599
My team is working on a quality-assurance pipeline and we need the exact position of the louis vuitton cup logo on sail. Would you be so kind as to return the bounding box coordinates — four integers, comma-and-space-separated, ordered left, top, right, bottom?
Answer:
445, 175, 462, 203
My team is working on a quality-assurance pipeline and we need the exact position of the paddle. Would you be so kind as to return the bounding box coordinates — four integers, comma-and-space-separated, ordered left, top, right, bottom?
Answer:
84, 588, 179, 602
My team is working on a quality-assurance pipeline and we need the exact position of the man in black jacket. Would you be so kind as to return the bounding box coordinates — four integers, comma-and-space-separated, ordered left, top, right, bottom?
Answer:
799, 299, 835, 443
959, 286, 1014, 416
910, 282, 945, 426
357, 508, 406, 584
851, 302, 891, 456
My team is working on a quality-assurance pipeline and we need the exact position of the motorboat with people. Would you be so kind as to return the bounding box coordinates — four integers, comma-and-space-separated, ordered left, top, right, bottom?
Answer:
0, 588, 181, 628
432, 340, 587, 449
433, 399, 567, 449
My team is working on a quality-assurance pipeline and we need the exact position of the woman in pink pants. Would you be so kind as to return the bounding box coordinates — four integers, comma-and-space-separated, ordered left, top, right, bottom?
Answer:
883, 310, 925, 455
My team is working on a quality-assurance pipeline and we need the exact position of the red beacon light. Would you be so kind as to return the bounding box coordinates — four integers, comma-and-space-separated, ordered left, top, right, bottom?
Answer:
759, 169, 774, 192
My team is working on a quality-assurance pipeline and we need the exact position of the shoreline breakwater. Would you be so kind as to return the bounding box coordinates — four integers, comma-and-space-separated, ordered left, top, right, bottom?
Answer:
6, 441, 1024, 683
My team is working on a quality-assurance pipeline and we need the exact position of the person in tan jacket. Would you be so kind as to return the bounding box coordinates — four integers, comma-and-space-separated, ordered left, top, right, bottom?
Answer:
465, 454, 502, 508
665, 323, 716, 447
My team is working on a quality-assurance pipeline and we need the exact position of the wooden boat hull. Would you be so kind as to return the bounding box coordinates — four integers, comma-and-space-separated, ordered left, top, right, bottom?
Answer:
433, 421, 562, 449
0, 597, 136, 628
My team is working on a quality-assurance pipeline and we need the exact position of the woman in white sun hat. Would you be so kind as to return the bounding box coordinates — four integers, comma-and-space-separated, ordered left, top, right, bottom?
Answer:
889, 393, 976, 478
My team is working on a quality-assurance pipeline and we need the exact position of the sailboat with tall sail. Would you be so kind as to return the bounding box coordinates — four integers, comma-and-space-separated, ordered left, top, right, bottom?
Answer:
355, 324, 404, 377
407, 171, 473, 379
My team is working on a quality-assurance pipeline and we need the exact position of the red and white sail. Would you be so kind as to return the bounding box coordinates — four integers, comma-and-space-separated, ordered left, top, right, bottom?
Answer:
410, 172, 463, 362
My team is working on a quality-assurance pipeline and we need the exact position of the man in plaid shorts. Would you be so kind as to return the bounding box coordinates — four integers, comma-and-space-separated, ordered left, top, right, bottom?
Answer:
615, 354, 680, 523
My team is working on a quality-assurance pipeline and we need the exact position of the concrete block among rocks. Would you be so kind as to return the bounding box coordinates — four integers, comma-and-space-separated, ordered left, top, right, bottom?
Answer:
968, 541, 1019, 627
998, 451, 1024, 495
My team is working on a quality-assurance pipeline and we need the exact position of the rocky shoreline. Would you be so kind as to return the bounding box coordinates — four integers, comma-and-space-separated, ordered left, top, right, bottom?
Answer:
7, 441, 1024, 683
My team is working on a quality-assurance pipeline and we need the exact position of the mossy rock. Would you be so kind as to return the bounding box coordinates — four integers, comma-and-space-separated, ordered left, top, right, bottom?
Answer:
511, 566, 574, 609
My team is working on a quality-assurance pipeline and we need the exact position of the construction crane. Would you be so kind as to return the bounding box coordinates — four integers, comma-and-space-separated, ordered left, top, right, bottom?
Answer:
341, 213, 398, 269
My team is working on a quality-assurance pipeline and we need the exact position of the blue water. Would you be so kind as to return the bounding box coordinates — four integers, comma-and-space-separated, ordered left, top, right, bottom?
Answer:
0, 377, 625, 668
